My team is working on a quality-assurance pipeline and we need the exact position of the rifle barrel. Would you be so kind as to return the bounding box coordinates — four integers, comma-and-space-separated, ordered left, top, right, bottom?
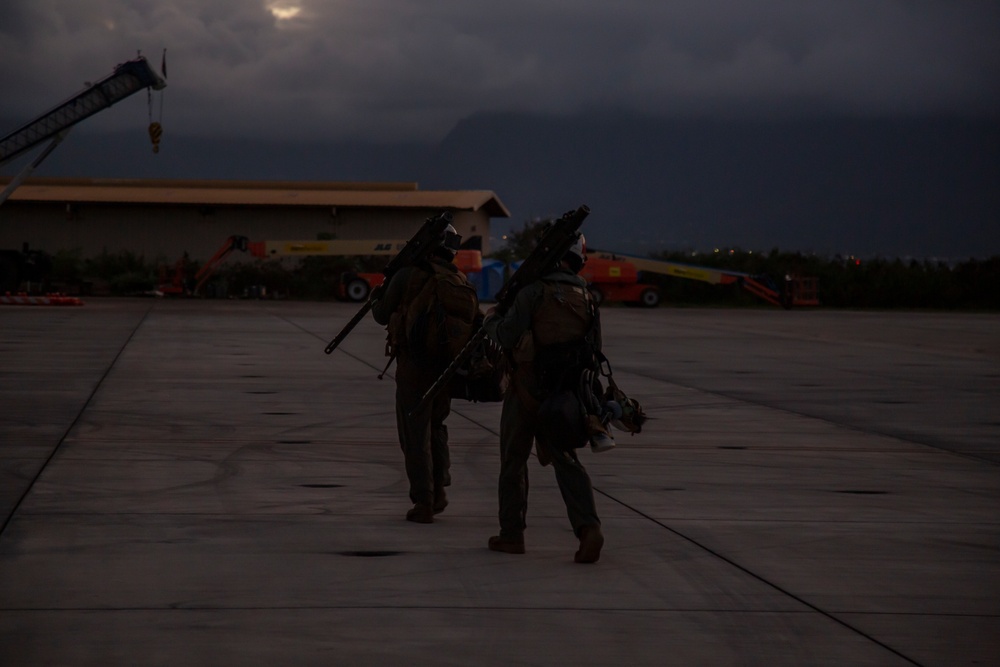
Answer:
409, 327, 487, 417
322, 210, 451, 356
324, 298, 376, 354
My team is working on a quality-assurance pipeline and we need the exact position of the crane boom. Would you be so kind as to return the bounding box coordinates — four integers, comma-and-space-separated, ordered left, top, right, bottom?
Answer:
0, 56, 166, 168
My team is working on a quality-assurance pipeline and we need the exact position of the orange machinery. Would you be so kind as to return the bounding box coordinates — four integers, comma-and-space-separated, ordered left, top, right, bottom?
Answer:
338, 249, 482, 302
591, 251, 819, 308
580, 256, 661, 307
176, 235, 483, 300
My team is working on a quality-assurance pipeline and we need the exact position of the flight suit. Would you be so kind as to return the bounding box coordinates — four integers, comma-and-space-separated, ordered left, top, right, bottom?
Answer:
483, 267, 602, 546
373, 258, 471, 518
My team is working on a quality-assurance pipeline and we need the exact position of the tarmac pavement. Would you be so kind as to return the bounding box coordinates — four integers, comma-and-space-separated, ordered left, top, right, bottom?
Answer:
1, 299, 998, 666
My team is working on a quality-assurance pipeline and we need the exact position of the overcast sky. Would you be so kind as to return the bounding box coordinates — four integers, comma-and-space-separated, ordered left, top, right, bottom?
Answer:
2, 0, 998, 143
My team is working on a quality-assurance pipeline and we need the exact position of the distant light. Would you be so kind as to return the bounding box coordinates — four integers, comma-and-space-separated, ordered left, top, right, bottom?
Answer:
714, 248, 719, 253
268, 3, 301, 19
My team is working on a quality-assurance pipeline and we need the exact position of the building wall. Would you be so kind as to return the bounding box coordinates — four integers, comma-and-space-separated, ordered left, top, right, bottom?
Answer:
0, 203, 491, 262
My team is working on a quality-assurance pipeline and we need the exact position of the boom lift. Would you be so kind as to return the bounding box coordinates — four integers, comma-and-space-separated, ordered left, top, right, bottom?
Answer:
183, 235, 816, 308
592, 251, 819, 308
580, 256, 661, 307
180, 235, 482, 299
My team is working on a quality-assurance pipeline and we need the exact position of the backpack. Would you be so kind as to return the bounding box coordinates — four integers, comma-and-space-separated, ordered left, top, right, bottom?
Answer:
518, 279, 600, 394
393, 261, 479, 364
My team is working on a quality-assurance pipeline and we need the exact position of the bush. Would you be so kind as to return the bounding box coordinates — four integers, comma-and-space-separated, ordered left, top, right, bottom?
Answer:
82, 250, 157, 295
489, 218, 998, 310
22, 235, 1000, 309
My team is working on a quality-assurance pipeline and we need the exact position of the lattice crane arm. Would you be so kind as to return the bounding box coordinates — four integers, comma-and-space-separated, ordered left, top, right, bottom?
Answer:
0, 56, 166, 168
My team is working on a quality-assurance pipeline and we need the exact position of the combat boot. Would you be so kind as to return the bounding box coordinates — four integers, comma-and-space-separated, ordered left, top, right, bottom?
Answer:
488, 535, 525, 554
574, 524, 604, 563
406, 504, 434, 524
433, 489, 448, 515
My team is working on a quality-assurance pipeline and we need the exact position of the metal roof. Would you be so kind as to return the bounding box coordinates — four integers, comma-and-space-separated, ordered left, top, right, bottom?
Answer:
3, 177, 511, 218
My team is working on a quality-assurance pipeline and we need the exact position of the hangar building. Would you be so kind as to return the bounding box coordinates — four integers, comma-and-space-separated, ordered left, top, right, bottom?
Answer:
0, 177, 510, 263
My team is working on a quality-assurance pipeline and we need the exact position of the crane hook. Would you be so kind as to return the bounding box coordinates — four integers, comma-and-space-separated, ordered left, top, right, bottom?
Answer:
148, 121, 163, 153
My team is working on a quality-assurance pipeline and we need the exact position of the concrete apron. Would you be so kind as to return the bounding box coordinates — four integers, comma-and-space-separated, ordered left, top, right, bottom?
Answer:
1, 299, 998, 666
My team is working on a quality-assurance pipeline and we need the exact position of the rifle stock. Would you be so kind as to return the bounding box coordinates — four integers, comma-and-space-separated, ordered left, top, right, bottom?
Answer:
409, 204, 590, 415
324, 211, 452, 355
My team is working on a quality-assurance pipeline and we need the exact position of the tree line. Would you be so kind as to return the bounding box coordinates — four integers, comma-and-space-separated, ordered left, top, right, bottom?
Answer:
33, 241, 1000, 311
645, 249, 999, 310
488, 220, 999, 310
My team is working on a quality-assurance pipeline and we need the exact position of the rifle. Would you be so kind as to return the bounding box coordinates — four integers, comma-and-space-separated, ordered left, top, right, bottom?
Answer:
324, 211, 453, 355
409, 204, 590, 416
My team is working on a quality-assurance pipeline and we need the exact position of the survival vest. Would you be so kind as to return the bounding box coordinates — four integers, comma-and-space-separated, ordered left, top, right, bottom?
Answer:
513, 279, 599, 394
388, 261, 479, 364
532, 280, 593, 347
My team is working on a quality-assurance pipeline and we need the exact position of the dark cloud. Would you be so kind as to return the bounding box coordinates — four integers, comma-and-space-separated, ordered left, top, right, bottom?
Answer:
2, 0, 998, 143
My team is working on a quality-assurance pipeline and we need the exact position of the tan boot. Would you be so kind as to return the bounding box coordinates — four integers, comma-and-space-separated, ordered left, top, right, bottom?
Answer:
574, 524, 604, 563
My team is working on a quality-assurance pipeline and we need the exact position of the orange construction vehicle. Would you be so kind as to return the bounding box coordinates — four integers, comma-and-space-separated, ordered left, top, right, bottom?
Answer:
337, 249, 482, 302
175, 236, 818, 309
580, 255, 661, 307
183, 235, 483, 301
590, 251, 819, 308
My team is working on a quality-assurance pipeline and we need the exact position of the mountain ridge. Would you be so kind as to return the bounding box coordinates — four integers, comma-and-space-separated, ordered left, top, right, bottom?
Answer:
2, 112, 997, 258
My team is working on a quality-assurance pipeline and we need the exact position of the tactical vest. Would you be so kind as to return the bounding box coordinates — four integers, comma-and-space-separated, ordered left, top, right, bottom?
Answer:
513, 279, 596, 395
387, 261, 479, 364
532, 281, 592, 346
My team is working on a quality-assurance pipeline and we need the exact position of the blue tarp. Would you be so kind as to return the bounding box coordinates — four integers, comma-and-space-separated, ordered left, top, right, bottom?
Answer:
468, 259, 507, 302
